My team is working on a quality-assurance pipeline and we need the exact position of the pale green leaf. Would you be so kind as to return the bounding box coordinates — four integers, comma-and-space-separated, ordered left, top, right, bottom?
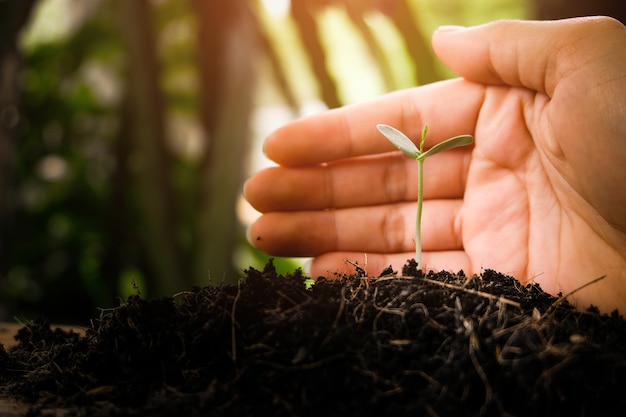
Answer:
376, 124, 419, 158
418, 134, 474, 161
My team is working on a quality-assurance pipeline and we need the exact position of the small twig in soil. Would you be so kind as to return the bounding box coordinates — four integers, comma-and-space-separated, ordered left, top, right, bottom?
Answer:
357, 271, 521, 308
320, 286, 346, 349
372, 293, 406, 333
345, 256, 368, 277
230, 280, 242, 363
413, 276, 522, 308
457, 297, 493, 415
541, 275, 607, 319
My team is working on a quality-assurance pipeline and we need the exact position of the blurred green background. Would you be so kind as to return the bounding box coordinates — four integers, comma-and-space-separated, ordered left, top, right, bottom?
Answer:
1, 0, 624, 323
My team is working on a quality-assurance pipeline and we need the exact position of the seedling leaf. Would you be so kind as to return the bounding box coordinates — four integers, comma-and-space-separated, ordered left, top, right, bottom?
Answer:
418, 134, 474, 161
376, 124, 419, 158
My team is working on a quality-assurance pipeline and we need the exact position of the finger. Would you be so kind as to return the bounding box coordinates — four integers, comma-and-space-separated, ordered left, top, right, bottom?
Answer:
245, 148, 471, 212
247, 200, 463, 256
432, 17, 626, 96
308, 251, 471, 278
263, 79, 483, 165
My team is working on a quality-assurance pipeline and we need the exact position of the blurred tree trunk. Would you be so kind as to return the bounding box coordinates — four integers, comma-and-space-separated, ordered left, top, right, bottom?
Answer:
0, 0, 38, 315
345, 0, 396, 91
115, 0, 184, 295
382, 0, 441, 85
531, 0, 626, 24
192, 0, 257, 284
291, 0, 342, 108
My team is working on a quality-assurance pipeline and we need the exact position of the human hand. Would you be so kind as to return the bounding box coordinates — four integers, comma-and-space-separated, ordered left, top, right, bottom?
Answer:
244, 17, 626, 313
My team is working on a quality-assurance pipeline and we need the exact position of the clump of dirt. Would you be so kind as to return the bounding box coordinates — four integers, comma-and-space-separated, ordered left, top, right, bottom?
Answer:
1, 260, 625, 416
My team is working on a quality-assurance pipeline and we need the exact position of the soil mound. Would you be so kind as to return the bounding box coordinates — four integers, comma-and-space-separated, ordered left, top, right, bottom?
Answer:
1, 260, 625, 416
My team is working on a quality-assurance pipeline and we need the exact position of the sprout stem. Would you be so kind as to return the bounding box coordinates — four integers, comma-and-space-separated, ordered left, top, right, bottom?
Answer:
416, 157, 424, 269
415, 125, 427, 270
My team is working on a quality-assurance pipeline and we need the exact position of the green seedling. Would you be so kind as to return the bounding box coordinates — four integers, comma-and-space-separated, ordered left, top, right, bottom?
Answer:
304, 277, 316, 290
376, 124, 474, 270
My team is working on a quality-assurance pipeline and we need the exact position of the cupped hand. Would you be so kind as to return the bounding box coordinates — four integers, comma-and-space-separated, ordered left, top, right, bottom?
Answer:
244, 17, 626, 313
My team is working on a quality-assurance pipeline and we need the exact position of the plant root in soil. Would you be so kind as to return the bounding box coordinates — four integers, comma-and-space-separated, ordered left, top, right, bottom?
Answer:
1, 259, 625, 417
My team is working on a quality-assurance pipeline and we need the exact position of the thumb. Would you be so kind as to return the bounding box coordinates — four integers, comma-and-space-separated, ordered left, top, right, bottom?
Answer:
431, 17, 626, 96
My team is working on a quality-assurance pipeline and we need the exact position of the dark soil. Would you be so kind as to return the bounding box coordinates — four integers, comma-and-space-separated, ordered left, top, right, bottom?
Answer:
1, 259, 625, 416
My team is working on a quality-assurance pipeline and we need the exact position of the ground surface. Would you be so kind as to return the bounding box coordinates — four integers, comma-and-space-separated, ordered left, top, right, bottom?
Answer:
0, 260, 625, 416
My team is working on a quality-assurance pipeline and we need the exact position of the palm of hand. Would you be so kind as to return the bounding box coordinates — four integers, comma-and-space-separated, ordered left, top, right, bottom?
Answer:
459, 84, 626, 312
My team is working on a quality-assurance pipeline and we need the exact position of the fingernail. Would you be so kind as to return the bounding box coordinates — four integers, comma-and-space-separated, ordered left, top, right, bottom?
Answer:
242, 179, 249, 200
302, 259, 312, 277
245, 226, 258, 246
261, 140, 269, 158
262, 134, 275, 159
435, 25, 466, 33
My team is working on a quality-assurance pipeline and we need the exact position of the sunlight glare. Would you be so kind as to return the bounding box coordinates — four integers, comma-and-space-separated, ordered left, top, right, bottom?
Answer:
261, 0, 291, 18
